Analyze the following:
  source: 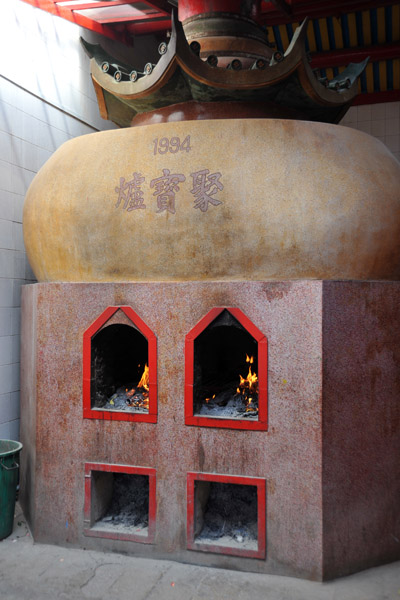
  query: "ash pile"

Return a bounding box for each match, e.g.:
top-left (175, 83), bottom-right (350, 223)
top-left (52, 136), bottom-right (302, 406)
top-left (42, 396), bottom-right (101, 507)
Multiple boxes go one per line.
top-left (198, 386), bottom-right (258, 419)
top-left (103, 385), bottom-right (148, 413)
top-left (197, 355), bottom-right (259, 419)
top-left (102, 364), bottom-right (150, 413)
top-left (96, 473), bottom-right (149, 531)
top-left (195, 482), bottom-right (258, 548)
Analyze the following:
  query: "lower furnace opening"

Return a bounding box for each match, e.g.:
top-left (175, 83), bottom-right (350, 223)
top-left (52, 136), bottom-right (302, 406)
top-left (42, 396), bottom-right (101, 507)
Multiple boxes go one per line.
top-left (194, 310), bottom-right (259, 419)
top-left (194, 481), bottom-right (258, 551)
top-left (89, 471), bottom-right (149, 537)
top-left (91, 323), bottom-right (149, 413)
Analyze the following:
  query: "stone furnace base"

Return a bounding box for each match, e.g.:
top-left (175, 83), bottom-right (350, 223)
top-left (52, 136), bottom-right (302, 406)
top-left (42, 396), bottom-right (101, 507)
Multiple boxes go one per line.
top-left (20, 281), bottom-right (400, 581)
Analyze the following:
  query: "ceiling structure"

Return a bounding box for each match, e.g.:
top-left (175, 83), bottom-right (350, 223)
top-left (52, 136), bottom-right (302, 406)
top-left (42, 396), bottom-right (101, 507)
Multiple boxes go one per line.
top-left (20, 0), bottom-right (400, 105)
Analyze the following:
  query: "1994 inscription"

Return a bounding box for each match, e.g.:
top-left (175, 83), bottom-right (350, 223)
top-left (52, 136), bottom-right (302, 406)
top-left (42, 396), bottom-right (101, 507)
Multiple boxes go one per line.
top-left (153, 135), bottom-right (192, 155)
top-left (114, 134), bottom-right (223, 214)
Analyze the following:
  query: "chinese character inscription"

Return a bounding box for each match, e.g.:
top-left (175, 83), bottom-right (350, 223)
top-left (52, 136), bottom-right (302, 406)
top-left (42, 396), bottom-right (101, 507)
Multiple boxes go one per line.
top-left (150, 169), bottom-right (186, 214)
top-left (115, 172), bottom-right (146, 211)
top-left (190, 169), bottom-right (224, 212)
top-left (114, 137), bottom-right (224, 215)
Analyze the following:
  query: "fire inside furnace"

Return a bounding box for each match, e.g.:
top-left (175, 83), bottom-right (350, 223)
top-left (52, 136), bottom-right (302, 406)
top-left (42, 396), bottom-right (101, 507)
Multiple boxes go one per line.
top-left (193, 310), bottom-right (259, 419)
top-left (202, 354), bottom-right (258, 417)
top-left (91, 323), bottom-right (149, 413)
top-left (104, 363), bottom-right (149, 411)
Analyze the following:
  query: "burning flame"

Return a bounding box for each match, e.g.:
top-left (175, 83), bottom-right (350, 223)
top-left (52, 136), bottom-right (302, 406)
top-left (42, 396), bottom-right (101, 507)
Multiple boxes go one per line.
top-left (137, 363), bottom-right (149, 391)
top-left (237, 355), bottom-right (258, 412)
top-left (202, 355), bottom-right (258, 416)
top-left (125, 364), bottom-right (149, 410)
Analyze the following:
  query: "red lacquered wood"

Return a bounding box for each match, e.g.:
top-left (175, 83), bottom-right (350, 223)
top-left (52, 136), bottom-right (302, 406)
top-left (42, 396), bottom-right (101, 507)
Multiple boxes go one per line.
top-left (21, 0), bottom-right (124, 41)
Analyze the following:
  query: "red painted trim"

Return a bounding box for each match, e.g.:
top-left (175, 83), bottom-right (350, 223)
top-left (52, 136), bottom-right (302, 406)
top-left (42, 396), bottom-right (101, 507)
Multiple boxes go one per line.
top-left (20, 0), bottom-right (123, 41)
top-left (228, 307), bottom-right (267, 343)
top-left (184, 307), bottom-right (268, 431)
top-left (84, 462), bottom-right (156, 543)
top-left (84, 409), bottom-right (157, 423)
top-left (124, 19), bottom-right (171, 34)
top-left (184, 385), bottom-right (194, 419)
top-left (188, 307), bottom-right (225, 341)
top-left (92, 12), bottom-right (167, 25)
top-left (82, 306), bottom-right (157, 423)
top-left (120, 306), bottom-right (156, 350)
top-left (310, 43), bottom-right (400, 70)
top-left (68, 0), bottom-right (138, 10)
top-left (185, 414), bottom-right (268, 430)
top-left (257, 338), bottom-right (268, 425)
top-left (187, 471), bottom-right (195, 544)
top-left (184, 341), bottom-right (194, 386)
top-left (352, 90), bottom-right (400, 106)
top-left (187, 471), bottom-right (266, 559)
top-left (85, 306), bottom-right (118, 338)
top-left (84, 462), bottom-right (92, 526)
top-left (260, 0), bottom-right (398, 25)
top-left (257, 476), bottom-right (267, 559)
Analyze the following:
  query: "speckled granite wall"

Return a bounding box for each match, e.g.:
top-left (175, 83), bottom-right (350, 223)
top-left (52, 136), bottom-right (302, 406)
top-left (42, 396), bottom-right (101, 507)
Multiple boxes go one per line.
top-left (322, 282), bottom-right (400, 579)
top-left (19, 281), bottom-right (400, 580)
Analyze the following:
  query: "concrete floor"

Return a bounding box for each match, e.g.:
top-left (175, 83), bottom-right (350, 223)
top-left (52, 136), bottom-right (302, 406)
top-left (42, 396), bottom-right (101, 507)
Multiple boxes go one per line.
top-left (1, 504), bottom-right (399, 600)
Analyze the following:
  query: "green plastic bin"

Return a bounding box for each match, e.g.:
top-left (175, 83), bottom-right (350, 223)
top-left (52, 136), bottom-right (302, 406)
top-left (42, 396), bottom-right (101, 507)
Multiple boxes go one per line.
top-left (0, 440), bottom-right (23, 540)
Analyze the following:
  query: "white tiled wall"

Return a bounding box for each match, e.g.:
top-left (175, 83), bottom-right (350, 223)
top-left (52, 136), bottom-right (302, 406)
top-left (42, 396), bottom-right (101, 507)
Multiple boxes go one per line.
top-left (0, 0), bottom-right (119, 440)
top-left (0, 2), bottom-right (399, 441)
top-left (1, 1), bottom-right (119, 131)
top-left (340, 101), bottom-right (400, 162)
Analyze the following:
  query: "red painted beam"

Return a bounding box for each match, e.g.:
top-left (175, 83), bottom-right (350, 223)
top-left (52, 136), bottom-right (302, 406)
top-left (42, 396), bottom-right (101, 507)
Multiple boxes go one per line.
top-left (311, 43), bottom-right (400, 69)
top-left (67, 0), bottom-right (138, 10)
top-left (92, 12), bottom-right (167, 25)
top-left (125, 19), bottom-right (171, 34)
top-left (20, 0), bottom-right (125, 41)
top-left (260, 0), bottom-right (398, 25)
top-left (353, 90), bottom-right (400, 105)
top-left (20, 0), bottom-right (59, 12)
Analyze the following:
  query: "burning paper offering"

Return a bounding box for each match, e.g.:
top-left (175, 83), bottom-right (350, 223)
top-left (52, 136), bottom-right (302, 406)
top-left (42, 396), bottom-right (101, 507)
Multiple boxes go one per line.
top-left (198, 355), bottom-right (259, 419)
top-left (104, 364), bottom-right (149, 412)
